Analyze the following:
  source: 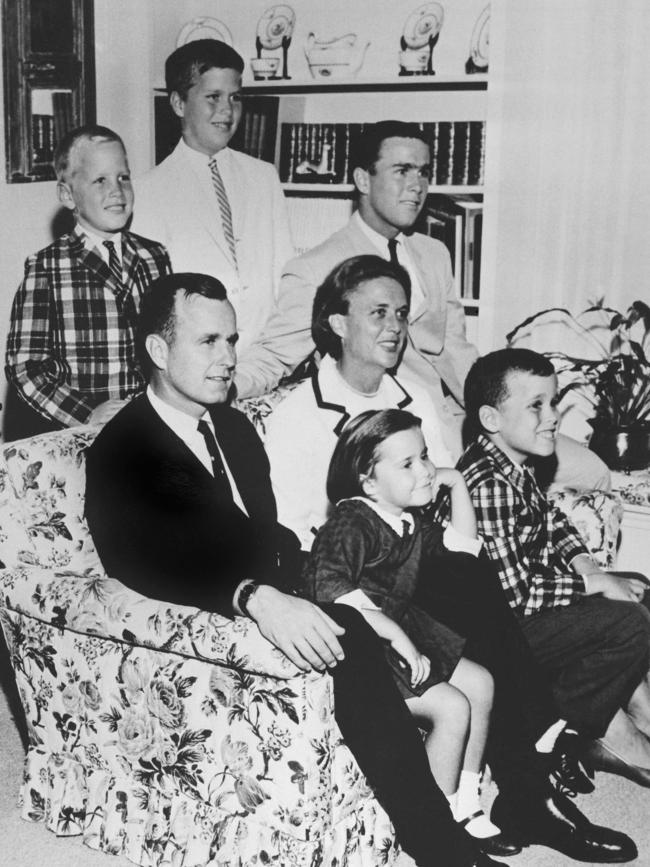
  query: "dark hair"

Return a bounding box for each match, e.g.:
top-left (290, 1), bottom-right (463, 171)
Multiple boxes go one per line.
top-left (312, 254), bottom-right (411, 359)
top-left (165, 39), bottom-right (244, 98)
top-left (464, 348), bottom-right (556, 441)
top-left (327, 409), bottom-right (422, 505)
top-left (356, 120), bottom-right (429, 174)
top-left (54, 124), bottom-right (125, 181)
top-left (138, 273), bottom-right (228, 363)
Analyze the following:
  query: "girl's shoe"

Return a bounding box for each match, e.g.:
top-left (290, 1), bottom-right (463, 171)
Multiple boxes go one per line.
top-left (460, 811), bottom-right (523, 857)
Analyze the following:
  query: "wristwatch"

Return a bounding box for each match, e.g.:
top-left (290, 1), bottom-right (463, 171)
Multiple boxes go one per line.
top-left (238, 581), bottom-right (260, 618)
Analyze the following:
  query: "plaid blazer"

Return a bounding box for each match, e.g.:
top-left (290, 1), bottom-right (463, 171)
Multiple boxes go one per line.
top-left (435, 434), bottom-right (588, 616)
top-left (6, 226), bottom-right (171, 427)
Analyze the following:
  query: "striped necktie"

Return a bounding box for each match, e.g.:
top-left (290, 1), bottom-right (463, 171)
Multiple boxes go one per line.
top-left (103, 239), bottom-right (137, 325)
top-left (209, 156), bottom-right (238, 269)
top-left (103, 239), bottom-right (123, 286)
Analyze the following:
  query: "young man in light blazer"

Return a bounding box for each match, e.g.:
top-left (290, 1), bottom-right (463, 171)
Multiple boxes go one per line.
top-left (131, 39), bottom-right (294, 363)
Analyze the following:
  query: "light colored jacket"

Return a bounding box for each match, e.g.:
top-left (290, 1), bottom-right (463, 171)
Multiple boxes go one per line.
top-left (132, 142), bottom-right (294, 354)
top-left (265, 355), bottom-right (453, 550)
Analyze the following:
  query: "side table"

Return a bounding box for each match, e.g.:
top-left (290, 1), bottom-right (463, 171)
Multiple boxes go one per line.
top-left (611, 469), bottom-right (650, 571)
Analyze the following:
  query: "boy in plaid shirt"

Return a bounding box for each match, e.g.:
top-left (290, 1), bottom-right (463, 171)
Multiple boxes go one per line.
top-left (5, 124), bottom-right (171, 439)
top-left (436, 347), bottom-right (650, 784)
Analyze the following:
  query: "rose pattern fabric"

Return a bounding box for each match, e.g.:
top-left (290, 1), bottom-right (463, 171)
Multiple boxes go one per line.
top-left (0, 406), bottom-right (399, 867)
top-left (546, 486), bottom-right (623, 568)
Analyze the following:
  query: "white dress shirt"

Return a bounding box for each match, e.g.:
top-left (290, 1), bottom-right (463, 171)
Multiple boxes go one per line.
top-left (353, 211), bottom-right (426, 312)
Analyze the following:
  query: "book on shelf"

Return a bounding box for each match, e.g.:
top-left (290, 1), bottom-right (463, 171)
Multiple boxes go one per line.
top-left (279, 120), bottom-right (485, 187)
top-left (230, 95), bottom-right (278, 164)
top-left (425, 193), bottom-right (483, 300)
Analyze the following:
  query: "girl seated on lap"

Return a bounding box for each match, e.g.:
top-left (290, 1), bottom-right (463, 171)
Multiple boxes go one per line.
top-left (303, 408), bottom-right (501, 847)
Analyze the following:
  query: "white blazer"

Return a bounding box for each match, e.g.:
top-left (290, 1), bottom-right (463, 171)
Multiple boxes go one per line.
top-left (132, 142), bottom-right (294, 354)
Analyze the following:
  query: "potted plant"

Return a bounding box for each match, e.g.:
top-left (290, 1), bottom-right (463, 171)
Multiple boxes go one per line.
top-left (507, 300), bottom-right (650, 471)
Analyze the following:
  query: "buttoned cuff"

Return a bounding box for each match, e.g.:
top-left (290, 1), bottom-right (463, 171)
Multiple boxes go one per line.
top-left (443, 525), bottom-right (483, 557)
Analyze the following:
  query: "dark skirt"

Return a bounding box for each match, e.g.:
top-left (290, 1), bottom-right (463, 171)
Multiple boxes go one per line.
top-left (384, 603), bottom-right (466, 699)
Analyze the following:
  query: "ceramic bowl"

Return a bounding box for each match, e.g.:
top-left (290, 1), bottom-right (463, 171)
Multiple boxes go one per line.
top-left (250, 57), bottom-right (280, 80)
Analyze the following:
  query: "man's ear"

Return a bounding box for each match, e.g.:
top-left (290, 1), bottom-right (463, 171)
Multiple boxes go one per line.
top-left (57, 180), bottom-right (75, 212)
top-left (145, 333), bottom-right (169, 372)
top-left (479, 404), bottom-right (500, 434)
top-left (170, 91), bottom-right (185, 120)
top-left (353, 166), bottom-right (370, 196)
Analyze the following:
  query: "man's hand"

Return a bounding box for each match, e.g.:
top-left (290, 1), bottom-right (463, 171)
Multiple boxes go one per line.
top-left (88, 399), bottom-right (129, 426)
top-left (246, 585), bottom-right (346, 672)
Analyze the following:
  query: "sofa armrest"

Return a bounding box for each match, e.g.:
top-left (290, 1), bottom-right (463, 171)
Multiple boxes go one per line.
top-left (546, 486), bottom-right (624, 569)
top-left (0, 564), bottom-right (311, 680)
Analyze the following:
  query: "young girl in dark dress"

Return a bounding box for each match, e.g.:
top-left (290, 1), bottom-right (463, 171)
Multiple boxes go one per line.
top-left (304, 408), bottom-right (502, 846)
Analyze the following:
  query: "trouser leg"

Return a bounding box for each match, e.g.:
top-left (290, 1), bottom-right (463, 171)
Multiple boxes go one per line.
top-left (520, 597), bottom-right (650, 738)
top-left (415, 552), bottom-right (553, 802)
top-left (321, 603), bottom-right (476, 867)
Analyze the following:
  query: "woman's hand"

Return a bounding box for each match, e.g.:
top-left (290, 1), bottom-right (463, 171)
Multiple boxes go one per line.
top-left (391, 632), bottom-right (431, 687)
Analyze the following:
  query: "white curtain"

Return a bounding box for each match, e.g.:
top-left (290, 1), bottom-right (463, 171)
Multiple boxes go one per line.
top-left (480, 0), bottom-right (650, 351)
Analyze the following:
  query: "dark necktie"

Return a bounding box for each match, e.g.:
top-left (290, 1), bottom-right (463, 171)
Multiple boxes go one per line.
top-left (209, 156), bottom-right (238, 270)
top-left (197, 419), bottom-right (233, 501)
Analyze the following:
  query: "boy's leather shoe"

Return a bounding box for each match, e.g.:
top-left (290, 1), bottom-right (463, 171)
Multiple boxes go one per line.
top-left (550, 730), bottom-right (595, 795)
top-left (491, 789), bottom-right (637, 862)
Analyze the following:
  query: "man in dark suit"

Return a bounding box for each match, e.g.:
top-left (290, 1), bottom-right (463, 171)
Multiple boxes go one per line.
top-left (85, 272), bottom-right (634, 867)
top-left (5, 124), bottom-right (171, 441)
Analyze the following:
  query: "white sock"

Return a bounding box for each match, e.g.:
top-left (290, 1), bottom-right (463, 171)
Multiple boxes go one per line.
top-left (456, 770), bottom-right (501, 838)
top-left (536, 719), bottom-right (568, 753)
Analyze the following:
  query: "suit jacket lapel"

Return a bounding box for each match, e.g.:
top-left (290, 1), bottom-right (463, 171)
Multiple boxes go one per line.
top-left (400, 235), bottom-right (430, 322)
top-left (69, 230), bottom-right (119, 293)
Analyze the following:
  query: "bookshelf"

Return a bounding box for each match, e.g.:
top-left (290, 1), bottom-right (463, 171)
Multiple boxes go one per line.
top-left (2, 0), bottom-right (95, 183)
top-left (252, 76), bottom-right (487, 325)
top-left (153, 73), bottom-right (487, 333)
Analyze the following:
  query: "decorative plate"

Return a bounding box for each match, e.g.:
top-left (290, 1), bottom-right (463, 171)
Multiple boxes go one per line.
top-left (469, 5), bottom-right (490, 69)
top-left (176, 17), bottom-right (233, 48)
top-left (402, 3), bottom-right (445, 50)
top-left (256, 4), bottom-right (296, 51)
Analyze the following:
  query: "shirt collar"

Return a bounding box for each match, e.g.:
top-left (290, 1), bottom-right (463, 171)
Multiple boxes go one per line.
top-left (348, 496), bottom-right (415, 536)
top-left (146, 385), bottom-right (212, 439)
top-left (477, 433), bottom-right (532, 484)
top-left (75, 223), bottom-right (123, 260)
top-left (179, 136), bottom-right (230, 170)
top-left (353, 211), bottom-right (404, 256)
top-left (317, 354), bottom-right (413, 412)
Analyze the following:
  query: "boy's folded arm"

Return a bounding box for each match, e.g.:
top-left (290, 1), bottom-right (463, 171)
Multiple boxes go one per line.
top-left (549, 503), bottom-right (591, 564)
top-left (9, 357), bottom-right (97, 426)
top-left (7, 265), bottom-right (96, 427)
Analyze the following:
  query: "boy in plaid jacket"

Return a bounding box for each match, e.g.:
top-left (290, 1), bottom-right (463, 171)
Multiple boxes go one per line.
top-left (5, 124), bottom-right (171, 439)
top-left (436, 347), bottom-right (650, 786)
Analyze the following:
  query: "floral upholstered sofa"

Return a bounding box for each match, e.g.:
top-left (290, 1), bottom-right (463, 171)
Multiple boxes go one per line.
top-left (0, 392), bottom-right (623, 867)
top-left (0, 395), bottom-right (400, 867)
